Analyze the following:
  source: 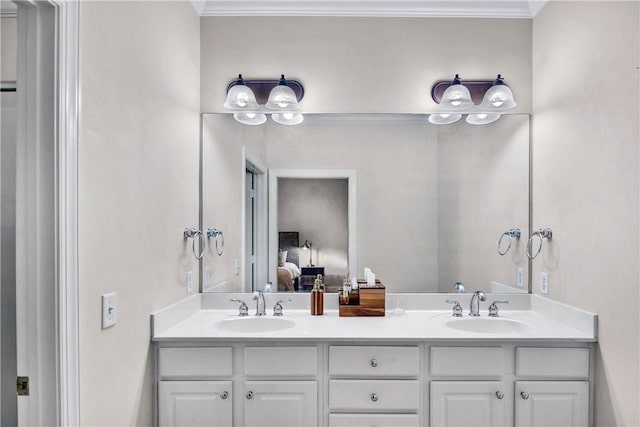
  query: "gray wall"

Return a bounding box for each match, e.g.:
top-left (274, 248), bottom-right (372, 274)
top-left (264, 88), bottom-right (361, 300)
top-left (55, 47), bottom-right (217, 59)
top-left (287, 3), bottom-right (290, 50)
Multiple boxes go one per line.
top-left (532, 2), bottom-right (639, 425)
top-left (278, 178), bottom-right (349, 275)
top-left (78, 2), bottom-right (200, 425)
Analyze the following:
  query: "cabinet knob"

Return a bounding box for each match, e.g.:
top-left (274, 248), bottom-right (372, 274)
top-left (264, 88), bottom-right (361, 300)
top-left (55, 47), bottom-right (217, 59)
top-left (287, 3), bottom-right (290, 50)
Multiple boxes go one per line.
top-left (495, 391), bottom-right (504, 400)
top-left (521, 391), bottom-right (530, 400)
top-left (370, 393), bottom-right (378, 402)
top-left (246, 391), bottom-right (254, 400)
top-left (370, 358), bottom-right (378, 368)
top-left (220, 391), bottom-right (229, 400)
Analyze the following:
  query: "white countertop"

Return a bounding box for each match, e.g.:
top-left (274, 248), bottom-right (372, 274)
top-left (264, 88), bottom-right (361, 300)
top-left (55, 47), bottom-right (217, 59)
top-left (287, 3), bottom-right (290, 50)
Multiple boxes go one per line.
top-left (151, 294), bottom-right (597, 343)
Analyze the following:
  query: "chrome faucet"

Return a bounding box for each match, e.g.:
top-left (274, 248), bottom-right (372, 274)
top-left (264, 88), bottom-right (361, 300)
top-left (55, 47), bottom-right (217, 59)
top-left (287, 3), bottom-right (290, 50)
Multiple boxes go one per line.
top-left (454, 282), bottom-right (466, 293)
top-left (469, 290), bottom-right (486, 316)
top-left (253, 291), bottom-right (266, 316)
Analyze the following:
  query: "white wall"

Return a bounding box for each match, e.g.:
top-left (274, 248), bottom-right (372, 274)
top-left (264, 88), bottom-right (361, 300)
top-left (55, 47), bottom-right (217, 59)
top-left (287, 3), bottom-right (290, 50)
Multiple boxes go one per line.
top-left (200, 17), bottom-right (532, 114)
top-left (532, 1), bottom-right (639, 425)
top-left (278, 178), bottom-right (349, 276)
top-left (78, 2), bottom-right (200, 425)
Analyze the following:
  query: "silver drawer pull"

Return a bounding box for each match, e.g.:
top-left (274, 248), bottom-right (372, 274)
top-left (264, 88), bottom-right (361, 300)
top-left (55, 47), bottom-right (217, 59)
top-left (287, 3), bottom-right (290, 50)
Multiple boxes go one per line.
top-left (521, 391), bottom-right (530, 400)
top-left (246, 391), bottom-right (254, 400)
top-left (370, 393), bottom-right (378, 402)
top-left (220, 391), bottom-right (229, 400)
top-left (370, 358), bottom-right (378, 368)
top-left (495, 391), bottom-right (504, 400)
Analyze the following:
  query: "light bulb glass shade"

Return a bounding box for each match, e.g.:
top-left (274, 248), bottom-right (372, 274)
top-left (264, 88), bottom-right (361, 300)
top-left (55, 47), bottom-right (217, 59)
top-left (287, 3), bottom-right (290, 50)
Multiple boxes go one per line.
top-left (479, 85), bottom-right (516, 110)
top-left (224, 84), bottom-right (259, 110)
top-left (466, 112), bottom-right (501, 125)
top-left (265, 85), bottom-right (300, 111)
top-left (439, 84), bottom-right (474, 109)
top-left (428, 113), bottom-right (462, 125)
top-left (233, 112), bottom-right (267, 125)
top-left (272, 112), bottom-right (304, 126)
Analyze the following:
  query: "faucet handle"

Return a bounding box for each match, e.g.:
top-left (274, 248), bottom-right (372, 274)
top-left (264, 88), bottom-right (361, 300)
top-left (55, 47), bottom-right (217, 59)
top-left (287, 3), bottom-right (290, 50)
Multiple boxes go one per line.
top-left (273, 299), bottom-right (292, 316)
top-left (445, 299), bottom-right (463, 317)
top-left (488, 300), bottom-right (509, 317)
top-left (230, 299), bottom-right (249, 316)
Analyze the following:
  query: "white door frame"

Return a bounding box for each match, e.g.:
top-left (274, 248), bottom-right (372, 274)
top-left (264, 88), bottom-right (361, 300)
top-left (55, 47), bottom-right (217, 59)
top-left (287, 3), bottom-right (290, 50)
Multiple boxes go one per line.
top-left (243, 147), bottom-right (268, 292)
top-left (268, 169), bottom-right (357, 286)
top-left (14, 0), bottom-right (79, 425)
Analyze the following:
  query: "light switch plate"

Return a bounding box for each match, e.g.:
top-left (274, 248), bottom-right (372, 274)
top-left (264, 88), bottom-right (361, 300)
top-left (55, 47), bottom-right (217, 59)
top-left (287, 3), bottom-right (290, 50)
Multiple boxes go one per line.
top-left (186, 271), bottom-right (193, 293)
top-left (101, 293), bottom-right (117, 329)
top-left (517, 267), bottom-right (524, 288)
top-left (540, 272), bottom-right (549, 295)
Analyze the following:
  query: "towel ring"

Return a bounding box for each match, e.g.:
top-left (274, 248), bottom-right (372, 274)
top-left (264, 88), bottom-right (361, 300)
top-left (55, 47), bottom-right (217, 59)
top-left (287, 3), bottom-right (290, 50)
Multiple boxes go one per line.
top-left (498, 228), bottom-right (521, 256)
top-left (526, 228), bottom-right (553, 259)
top-left (184, 228), bottom-right (206, 260)
top-left (207, 228), bottom-right (224, 256)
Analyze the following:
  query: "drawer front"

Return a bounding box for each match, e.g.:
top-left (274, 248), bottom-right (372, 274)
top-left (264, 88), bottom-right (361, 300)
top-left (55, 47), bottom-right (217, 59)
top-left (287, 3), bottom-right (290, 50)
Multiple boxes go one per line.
top-left (430, 347), bottom-right (503, 378)
top-left (159, 347), bottom-right (232, 379)
top-left (517, 347), bottom-right (590, 379)
top-left (244, 346), bottom-right (317, 377)
top-left (329, 346), bottom-right (419, 377)
top-left (329, 413), bottom-right (419, 426)
top-left (329, 380), bottom-right (419, 411)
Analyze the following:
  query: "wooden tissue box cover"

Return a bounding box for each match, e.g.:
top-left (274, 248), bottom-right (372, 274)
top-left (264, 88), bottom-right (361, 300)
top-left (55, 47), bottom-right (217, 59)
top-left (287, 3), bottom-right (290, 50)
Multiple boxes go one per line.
top-left (338, 283), bottom-right (385, 317)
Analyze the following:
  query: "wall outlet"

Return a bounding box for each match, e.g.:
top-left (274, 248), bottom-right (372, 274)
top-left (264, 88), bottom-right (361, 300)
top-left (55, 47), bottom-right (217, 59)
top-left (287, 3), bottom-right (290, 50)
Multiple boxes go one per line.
top-left (186, 271), bottom-right (194, 293)
top-left (517, 267), bottom-right (524, 288)
top-left (234, 259), bottom-right (240, 275)
top-left (540, 272), bottom-right (549, 295)
top-left (101, 293), bottom-right (117, 329)
top-left (204, 266), bottom-right (210, 288)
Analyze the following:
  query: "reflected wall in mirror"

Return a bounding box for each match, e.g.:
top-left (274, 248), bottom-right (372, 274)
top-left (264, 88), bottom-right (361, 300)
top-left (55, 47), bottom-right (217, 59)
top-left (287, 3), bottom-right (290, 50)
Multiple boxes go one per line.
top-left (201, 113), bottom-right (530, 294)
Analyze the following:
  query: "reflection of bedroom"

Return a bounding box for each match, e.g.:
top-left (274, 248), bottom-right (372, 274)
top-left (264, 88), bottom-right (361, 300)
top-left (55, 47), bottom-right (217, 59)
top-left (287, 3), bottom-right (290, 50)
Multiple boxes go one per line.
top-left (277, 178), bottom-right (348, 292)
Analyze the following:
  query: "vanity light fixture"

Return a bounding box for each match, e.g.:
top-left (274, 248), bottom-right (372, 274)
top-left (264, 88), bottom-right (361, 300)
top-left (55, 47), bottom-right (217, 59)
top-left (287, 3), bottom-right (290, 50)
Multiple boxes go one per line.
top-left (429, 74), bottom-right (516, 125)
top-left (223, 74), bottom-right (305, 126)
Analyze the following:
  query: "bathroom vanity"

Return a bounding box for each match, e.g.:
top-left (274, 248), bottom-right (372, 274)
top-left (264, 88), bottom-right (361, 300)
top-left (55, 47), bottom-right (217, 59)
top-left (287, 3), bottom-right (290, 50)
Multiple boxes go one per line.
top-left (152, 293), bottom-right (596, 427)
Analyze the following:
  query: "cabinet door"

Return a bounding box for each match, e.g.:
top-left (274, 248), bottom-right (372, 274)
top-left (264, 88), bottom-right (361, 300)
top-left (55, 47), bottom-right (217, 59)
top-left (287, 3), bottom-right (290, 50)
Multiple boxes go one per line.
top-left (430, 381), bottom-right (507, 427)
top-left (158, 381), bottom-right (232, 427)
top-left (516, 381), bottom-right (589, 427)
top-left (243, 381), bottom-right (317, 427)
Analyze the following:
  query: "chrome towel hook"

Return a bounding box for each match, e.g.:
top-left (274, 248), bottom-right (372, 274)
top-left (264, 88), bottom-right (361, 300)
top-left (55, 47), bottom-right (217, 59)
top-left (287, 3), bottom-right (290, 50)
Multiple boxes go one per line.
top-left (526, 228), bottom-right (553, 259)
top-left (498, 228), bottom-right (521, 256)
top-left (207, 228), bottom-right (224, 256)
top-left (184, 228), bottom-right (205, 260)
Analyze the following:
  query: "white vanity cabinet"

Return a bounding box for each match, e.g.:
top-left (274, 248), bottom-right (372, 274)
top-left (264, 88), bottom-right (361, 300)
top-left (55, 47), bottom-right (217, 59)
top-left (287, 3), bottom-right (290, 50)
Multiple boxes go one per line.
top-left (156, 345), bottom-right (319, 427)
top-left (327, 346), bottom-right (421, 427)
top-left (429, 346), bottom-right (591, 427)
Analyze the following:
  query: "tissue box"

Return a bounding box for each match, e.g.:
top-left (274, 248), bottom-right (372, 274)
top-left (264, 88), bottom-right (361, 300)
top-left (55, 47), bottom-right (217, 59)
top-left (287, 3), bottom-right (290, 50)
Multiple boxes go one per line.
top-left (338, 282), bottom-right (385, 317)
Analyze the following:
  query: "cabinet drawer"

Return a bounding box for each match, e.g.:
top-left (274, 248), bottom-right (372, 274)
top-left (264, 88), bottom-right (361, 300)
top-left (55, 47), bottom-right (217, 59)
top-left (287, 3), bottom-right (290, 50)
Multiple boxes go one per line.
top-left (517, 347), bottom-right (590, 379)
top-left (158, 347), bottom-right (232, 379)
top-left (329, 346), bottom-right (419, 377)
top-left (244, 346), bottom-right (317, 377)
top-left (329, 380), bottom-right (419, 411)
top-left (329, 413), bottom-right (419, 426)
top-left (430, 347), bottom-right (503, 378)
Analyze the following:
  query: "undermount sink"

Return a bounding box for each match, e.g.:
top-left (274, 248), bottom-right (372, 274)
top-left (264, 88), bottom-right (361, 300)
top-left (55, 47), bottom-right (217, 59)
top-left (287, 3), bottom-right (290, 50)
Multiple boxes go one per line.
top-left (445, 317), bottom-right (530, 334)
top-left (215, 316), bottom-right (296, 333)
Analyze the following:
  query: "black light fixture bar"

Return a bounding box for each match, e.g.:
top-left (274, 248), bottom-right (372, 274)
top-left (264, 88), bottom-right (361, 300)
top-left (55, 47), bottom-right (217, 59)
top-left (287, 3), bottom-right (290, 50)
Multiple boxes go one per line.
top-left (226, 78), bottom-right (304, 105)
top-left (431, 80), bottom-right (497, 105)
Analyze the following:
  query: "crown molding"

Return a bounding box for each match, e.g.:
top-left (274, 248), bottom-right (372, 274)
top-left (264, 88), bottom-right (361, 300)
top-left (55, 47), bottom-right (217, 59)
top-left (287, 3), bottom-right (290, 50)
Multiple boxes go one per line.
top-left (192, 0), bottom-right (547, 18)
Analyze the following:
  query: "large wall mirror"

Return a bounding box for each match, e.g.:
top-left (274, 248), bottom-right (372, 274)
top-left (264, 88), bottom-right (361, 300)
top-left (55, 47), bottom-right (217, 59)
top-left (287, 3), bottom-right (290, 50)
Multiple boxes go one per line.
top-left (201, 113), bottom-right (530, 294)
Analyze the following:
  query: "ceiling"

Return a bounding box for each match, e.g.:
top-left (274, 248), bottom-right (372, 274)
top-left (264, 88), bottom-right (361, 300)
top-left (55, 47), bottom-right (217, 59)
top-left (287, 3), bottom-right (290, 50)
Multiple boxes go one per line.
top-left (191, 0), bottom-right (547, 18)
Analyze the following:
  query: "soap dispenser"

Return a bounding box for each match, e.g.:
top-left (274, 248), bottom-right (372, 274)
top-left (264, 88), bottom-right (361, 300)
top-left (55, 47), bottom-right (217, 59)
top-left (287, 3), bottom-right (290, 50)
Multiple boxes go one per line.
top-left (310, 274), bottom-right (324, 315)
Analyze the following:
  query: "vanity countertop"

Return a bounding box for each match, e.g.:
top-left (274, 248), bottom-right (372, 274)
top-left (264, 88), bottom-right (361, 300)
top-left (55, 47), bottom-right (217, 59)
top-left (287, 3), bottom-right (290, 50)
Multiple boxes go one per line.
top-left (151, 294), bottom-right (597, 343)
